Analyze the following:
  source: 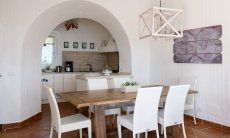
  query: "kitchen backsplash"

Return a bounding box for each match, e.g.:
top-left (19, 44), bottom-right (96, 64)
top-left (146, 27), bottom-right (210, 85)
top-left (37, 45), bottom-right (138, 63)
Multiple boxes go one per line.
top-left (62, 51), bottom-right (119, 72)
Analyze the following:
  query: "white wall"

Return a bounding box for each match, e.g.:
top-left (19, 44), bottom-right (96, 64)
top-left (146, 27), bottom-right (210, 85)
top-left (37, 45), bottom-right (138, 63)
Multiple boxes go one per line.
top-left (0, 0), bottom-right (151, 124)
top-left (150, 0), bottom-right (230, 126)
top-left (52, 18), bottom-right (112, 66)
top-left (55, 18), bottom-right (111, 52)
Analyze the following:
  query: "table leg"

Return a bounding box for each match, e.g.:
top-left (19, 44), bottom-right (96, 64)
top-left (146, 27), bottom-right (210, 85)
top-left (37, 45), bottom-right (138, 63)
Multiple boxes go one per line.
top-left (94, 105), bottom-right (107, 138)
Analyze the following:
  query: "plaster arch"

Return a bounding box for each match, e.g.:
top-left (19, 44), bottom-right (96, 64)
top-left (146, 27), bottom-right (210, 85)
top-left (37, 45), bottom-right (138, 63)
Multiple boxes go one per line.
top-left (20, 0), bottom-right (132, 120)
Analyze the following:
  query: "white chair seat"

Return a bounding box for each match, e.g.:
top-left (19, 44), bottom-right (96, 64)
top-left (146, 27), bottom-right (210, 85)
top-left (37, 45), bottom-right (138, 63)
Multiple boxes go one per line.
top-left (122, 103), bottom-right (134, 114)
top-left (117, 114), bottom-right (134, 131)
top-left (61, 114), bottom-right (91, 133)
top-left (105, 106), bottom-right (121, 116)
top-left (158, 109), bottom-right (164, 125)
top-left (89, 105), bottom-right (121, 116)
top-left (184, 103), bottom-right (193, 110)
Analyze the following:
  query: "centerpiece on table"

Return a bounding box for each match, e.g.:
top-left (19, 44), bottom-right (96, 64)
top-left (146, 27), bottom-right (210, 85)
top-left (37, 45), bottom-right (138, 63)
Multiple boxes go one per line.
top-left (120, 81), bottom-right (141, 92)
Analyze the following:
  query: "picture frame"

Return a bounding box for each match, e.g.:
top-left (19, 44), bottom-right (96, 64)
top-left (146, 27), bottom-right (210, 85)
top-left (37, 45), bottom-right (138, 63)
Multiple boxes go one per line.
top-left (64, 42), bottom-right (69, 48)
top-left (90, 43), bottom-right (95, 49)
top-left (73, 42), bottom-right (78, 49)
top-left (82, 42), bottom-right (87, 49)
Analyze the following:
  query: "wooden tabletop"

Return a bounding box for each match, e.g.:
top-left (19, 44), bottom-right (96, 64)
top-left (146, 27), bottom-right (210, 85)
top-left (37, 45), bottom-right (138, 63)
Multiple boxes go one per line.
top-left (57, 86), bottom-right (198, 108)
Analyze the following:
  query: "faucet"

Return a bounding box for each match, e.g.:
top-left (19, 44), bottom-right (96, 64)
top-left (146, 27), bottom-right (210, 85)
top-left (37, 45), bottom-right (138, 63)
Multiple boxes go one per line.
top-left (86, 64), bottom-right (93, 72)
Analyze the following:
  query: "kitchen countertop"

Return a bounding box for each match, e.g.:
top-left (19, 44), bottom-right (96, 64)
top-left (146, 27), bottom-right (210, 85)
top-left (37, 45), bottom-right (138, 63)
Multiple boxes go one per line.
top-left (76, 72), bottom-right (132, 80)
top-left (42, 71), bottom-right (100, 75)
top-left (42, 72), bottom-right (132, 79)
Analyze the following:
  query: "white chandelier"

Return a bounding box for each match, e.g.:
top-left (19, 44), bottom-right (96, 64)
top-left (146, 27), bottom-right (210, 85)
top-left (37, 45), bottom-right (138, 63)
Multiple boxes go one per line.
top-left (139, 0), bottom-right (183, 39)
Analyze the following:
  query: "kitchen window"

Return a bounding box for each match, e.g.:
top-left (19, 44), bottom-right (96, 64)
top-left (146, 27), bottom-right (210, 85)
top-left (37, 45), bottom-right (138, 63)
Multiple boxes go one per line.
top-left (41, 36), bottom-right (55, 69)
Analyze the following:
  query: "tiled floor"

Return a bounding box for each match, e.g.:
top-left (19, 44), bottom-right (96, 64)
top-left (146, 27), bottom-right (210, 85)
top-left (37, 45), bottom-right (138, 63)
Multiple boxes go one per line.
top-left (0, 102), bottom-right (229, 138)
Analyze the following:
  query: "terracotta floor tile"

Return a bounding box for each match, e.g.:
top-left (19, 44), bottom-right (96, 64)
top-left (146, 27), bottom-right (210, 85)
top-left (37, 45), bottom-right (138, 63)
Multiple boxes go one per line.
top-left (0, 102), bottom-right (229, 138)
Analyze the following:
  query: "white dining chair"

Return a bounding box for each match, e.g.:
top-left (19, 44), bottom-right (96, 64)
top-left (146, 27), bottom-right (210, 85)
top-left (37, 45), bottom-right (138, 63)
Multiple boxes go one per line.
top-left (112, 77), bottom-right (135, 115)
top-left (87, 78), bottom-right (121, 119)
top-left (158, 85), bottom-right (190, 138)
top-left (43, 85), bottom-right (92, 138)
top-left (112, 77), bottom-right (132, 88)
top-left (179, 78), bottom-right (197, 124)
top-left (87, 78), bottom-right (109, 90)
top-left (117, 87), bottom-right (163, 138)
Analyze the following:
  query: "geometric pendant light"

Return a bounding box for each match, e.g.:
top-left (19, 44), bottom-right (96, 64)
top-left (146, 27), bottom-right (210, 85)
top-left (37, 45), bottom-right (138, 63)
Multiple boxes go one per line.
top-left (139, 1), bottom-right (183, 39)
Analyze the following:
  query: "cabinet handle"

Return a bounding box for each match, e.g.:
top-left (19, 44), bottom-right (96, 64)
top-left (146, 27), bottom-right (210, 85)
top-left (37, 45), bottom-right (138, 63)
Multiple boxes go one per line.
top-left (41, 79), bottom-right (48, 82)
top-left (0, 75), bottom-right (2, 77)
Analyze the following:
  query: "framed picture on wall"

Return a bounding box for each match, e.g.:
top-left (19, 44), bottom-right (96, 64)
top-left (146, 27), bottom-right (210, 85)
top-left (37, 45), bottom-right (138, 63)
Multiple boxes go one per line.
top-left (73, 42), bottom-right (78, 49)
top-left (64, 42), bottom-right (69, 48)
top-left (82, 42), bottom-right (87, 49)
top-left (90, 43), bottom-right (95, 49)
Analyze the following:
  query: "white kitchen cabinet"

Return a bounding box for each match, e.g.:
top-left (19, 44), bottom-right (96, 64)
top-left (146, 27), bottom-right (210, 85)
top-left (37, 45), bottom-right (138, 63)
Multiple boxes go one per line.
top-left (41, 74), bottom-right (53, 100)
top-left (41, 73), bottom-right (78, 102)
top-left (53, 74), bottom-right (64, 98)
top-left (107, 78), bottom-right (114, 89)
top-left (64, 74), bottom-right (77, 92)
top-left (76, 78), bottom-right (88, 91)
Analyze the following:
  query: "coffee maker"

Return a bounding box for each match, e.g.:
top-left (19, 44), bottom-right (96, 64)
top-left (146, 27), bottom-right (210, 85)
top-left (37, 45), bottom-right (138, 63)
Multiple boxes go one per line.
top-left (65, 61), bottom-right (73, 72)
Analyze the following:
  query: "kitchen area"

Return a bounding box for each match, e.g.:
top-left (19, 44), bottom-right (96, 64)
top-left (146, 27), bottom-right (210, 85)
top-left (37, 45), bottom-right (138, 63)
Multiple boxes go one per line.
top-left (41, 18), bottom-right (132, 103)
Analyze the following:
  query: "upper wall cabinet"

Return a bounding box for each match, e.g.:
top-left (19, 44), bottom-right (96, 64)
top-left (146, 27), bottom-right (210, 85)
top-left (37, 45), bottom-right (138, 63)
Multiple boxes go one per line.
top-left (98, 37), bottom-right (118, 53)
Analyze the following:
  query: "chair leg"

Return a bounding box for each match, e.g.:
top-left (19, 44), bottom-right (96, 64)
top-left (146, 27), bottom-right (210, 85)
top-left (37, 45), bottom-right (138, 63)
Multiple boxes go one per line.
top-left (156, 128), bottom-right (160, 138)
top-left (161, 125), bottom-right (164, 135)
top-left (133, 133), bottom-right (136, 138)
top-left (79, 129), bottom-right (82, 138)
top-left (163, 127), bottom-right (167, 138)
top-left (182, 123), bottom-right (187, 138)
top-left (193, 109), bottom-right (197, 125)
top-left (117, 121), bottom-right (122, 138)
top-left (145, 132), bottom-right (148, 138)
top-left (49, 127), bottom-right (53, 138)
top-left (137, 133), bottom-right (140, 138)
top-left (58, 131), bottom-right (61, 138)
top-left (88, 126), bottom-right (92, 138)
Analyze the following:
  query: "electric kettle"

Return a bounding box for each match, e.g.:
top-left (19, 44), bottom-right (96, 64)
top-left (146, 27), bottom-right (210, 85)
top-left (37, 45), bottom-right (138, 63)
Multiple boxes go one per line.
top-left (56, 66), bottom-right (63, 72)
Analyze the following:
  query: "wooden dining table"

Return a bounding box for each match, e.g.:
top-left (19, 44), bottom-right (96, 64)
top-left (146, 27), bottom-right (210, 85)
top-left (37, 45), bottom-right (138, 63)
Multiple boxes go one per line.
top-left (57, 85), bottom-right (198, 138)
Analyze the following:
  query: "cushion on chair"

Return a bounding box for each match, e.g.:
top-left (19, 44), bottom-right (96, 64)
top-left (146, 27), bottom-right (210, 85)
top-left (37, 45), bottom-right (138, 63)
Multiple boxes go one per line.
top-left (105, 106), bottom-right (121, 116)
top-left (122, 102), bottom-right (135, 112)
top-left (184, 103), bottom-right (193, 110)
top-left (61, 113), bottom-right (91, 133)
top-left (117, 114), bottom-right (134, 131)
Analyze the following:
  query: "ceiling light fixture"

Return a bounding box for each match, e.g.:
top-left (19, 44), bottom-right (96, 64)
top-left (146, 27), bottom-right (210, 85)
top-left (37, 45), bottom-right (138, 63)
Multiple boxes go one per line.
top-left (139, 0), bottom-right (183, 39)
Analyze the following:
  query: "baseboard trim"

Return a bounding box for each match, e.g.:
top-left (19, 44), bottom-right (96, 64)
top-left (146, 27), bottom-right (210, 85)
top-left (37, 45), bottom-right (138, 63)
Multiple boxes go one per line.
top-left (1, 112), bottom-right (42, 132)
top-left (184, 115), bottom-right (230, 131)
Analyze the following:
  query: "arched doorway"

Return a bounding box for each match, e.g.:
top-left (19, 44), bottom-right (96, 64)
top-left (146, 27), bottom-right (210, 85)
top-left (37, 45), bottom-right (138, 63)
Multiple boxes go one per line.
top-left (20, 0), bottom-right (132, 119)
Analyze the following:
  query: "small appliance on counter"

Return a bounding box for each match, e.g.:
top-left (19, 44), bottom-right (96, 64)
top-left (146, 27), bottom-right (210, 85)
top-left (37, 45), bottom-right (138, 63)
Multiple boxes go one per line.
top-left (102, 65), bottom-right (112, 76)
top-left (65, 61), bottom-right (73, 72)
top-left (55, 66), bottom-right (63, 72)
